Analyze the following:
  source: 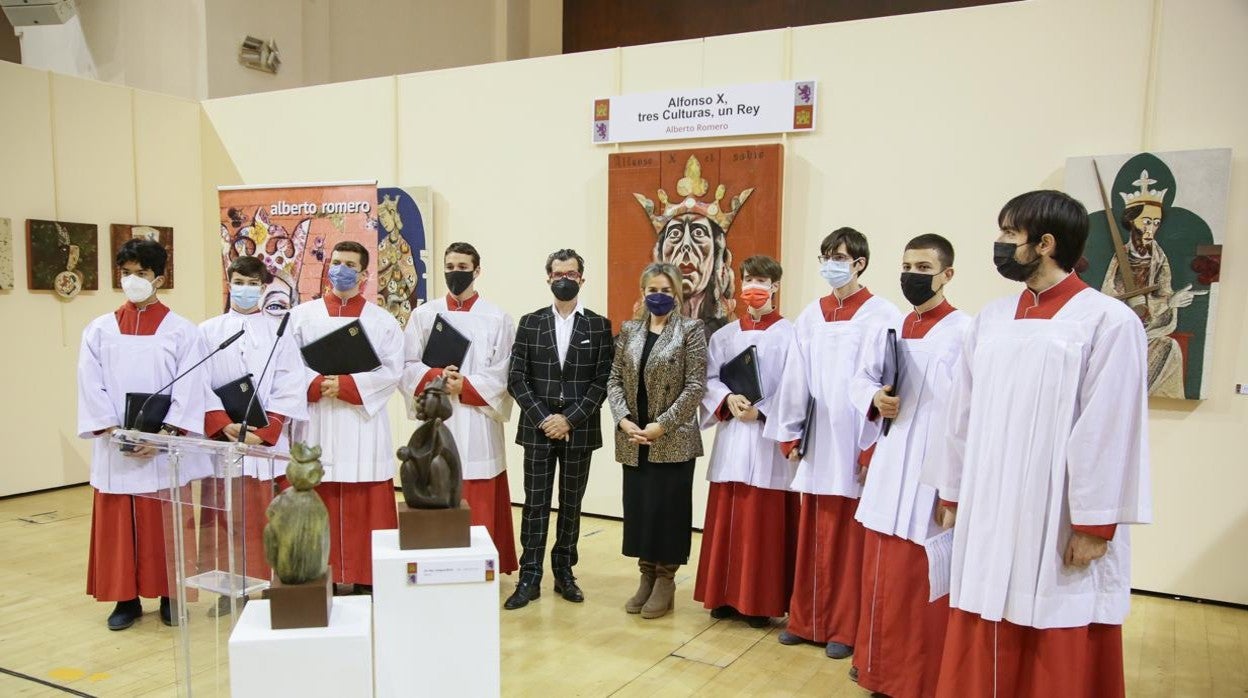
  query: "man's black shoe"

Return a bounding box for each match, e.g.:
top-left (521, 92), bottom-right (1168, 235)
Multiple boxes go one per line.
top-left (107, 598), bottom-right (142, 631)
top-left (159, 596), bottom-right (178, 627)
top-left (553, 575), bottom-right (584, 603)
top-left (504, 583), bottom-right (541, 610)
top-left (710, 605), bottom-right (736, 619)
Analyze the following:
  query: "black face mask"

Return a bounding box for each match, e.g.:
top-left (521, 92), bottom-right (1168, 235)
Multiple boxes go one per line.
top-left (445, 270), bottom-right (474, 296)
top-left (551, 278), bottom-right (580, 302)
top-left (993, 241), bottom-right (1041, 282)
top-left (900, 272), bottom-right (938, 307)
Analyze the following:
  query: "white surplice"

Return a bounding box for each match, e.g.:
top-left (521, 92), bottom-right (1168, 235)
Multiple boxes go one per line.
top-left (77, 310), bottom-right (208, 494)
top-left (699, 317), bottom-right (796, 490)
top-left (200, 309), bottom-right (309, 479)
top-left (288, 299), bottom-right (404, 483)
top-left (400, 297), bottom-right (515, 480)
top-left (764, 293), bottom-right (903, 496)
top-left (851, 309), bottom-right (971, 544)
top-left (921, 286), bottom-right (1151, 629)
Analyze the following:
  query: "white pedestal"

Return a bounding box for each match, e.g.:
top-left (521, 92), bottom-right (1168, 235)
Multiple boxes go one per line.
top-left (229, 595), bottom-right (374, 698)
top-left (372, 525), bottom-right (500, 698)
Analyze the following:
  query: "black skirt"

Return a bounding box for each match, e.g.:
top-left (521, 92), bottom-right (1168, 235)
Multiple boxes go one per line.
top-left (621, 328), bottom-right (695, 564)
top-left (621, 451), bottom-right (695, 565)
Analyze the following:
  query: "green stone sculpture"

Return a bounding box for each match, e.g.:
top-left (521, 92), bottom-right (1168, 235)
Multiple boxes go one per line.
top-left (263, 442), bottom-right (330, 584)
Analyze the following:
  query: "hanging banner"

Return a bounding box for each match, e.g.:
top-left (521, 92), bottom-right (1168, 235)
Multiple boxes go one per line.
top-left (593, 80), bottom-right (816, 144)
top-left (218, 181), bottom-right (378, 315)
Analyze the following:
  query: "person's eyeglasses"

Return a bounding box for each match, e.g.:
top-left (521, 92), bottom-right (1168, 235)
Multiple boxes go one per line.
top-left (816, 254), bottom-right (855, 264)
top-left (550, 271), bottom-right (582, 281)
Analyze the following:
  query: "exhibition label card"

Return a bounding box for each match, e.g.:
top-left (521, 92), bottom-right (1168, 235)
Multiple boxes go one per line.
top-left (405, 559), bottom-right (496, 586)
top-left (593, 80), bottom-right (816, 144)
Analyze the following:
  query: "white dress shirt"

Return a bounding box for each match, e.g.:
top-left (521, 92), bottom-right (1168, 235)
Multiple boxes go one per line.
top-left (552, 302), bottom-right (585, 365)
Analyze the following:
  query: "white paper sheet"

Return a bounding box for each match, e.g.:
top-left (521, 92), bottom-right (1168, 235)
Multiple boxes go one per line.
top-left (924, 528), bottom-right (955, 602)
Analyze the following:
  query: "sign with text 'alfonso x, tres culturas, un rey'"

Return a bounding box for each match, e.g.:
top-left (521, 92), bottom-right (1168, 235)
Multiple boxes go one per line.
top-left (593, 80), bottom-right (816, 144)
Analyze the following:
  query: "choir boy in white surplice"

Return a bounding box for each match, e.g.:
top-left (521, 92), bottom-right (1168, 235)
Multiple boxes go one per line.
top-left (763, 228), bottom-right (902, 659)
top-left (923, 191), bottom-right (1150, 698)
top-left (848, 234), bottom-right (970, 698)
top-left (288, 241), bottom-right (404, 590)
top-left (401, 242), bottom-right (518, 574)
top-left (77, 239), bottom-right (207, 631)
top-left (693, 255), bottom-right (800, 627)
top-left (199, 256), bottom-right (308, 599)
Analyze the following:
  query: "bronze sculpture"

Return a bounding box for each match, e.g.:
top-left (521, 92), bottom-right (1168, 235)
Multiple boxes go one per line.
top-left (397, 376), bottom-right (463, 509)
top-left (263, 442), bottom-right (330, 584)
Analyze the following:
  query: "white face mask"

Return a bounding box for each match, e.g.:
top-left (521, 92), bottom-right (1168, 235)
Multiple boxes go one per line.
top-left (121, 274), bottom-right (154, 304)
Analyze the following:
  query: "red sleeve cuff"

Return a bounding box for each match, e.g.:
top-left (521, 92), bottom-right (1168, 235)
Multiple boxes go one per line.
top-left (252, 412), bottom-right (286, 446)
top-left (715, 397), bottom-right (732, 421)
top-left (337, 375), bottom-right (363, 405)
top-left (1072, 524), bottom-right (1117, 541)
top-left (780, 440), bottom-right (799, 458)
top-left (459, 377), bottom-right (488, 407)
top-left (414, 367), bottom-right (444, 396)
top-left (204, 410), bottom-right (232, 439)
top-left (938, 499), bottom-right (958, 509)
top-left (857, 444), bottom-right (876, 467)
top-left (307, 375), bottom-right (325, 403)
top-left (867, 404), bottom-right (880, 422)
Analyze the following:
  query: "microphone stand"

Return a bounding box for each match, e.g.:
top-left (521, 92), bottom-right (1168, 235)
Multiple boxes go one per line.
top-left (133, 328), bottom-right (246, 435)
top-left (235, 312), bottom-right (291, 446)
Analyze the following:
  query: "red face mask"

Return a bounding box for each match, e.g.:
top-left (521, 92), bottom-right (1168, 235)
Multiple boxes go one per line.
top-left (739, 285), bottom-right (771, 309)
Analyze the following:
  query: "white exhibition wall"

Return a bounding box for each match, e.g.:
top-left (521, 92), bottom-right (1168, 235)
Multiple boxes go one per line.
top-left (1, 0), bottom-right (1244, 604)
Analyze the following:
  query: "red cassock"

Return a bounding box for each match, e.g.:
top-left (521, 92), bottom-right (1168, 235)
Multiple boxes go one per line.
top-left (786, 493), bottom-right (865, 645)
top-left (694, 481), bottom-right (800, 617)
top-left (88, 490), bottom-right (172, 601)
top-left (315, 480), bottom-right (400, 586)
top-left (461, 472), bottom-right (519, 575)
top-left (854, 529), bottom-right (947, 698)
top-left (936, 609), bottom-right (1124, 698)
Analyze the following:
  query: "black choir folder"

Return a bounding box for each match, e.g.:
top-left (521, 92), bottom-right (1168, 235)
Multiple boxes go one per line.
top-left (720, 345), bottom-right (764, 404)
top-left (300, 319), bottom-right (382, 376)
top-left (124, 392), bottom-right (170, 434)
top-left (797, 397), bottom-right (815, 458)
top-left (212, 374), bottom-right (270, 428)
top-left (881, 329), bottom-right (901, 437)
top-left (421, 314), bottom-right (471, 369)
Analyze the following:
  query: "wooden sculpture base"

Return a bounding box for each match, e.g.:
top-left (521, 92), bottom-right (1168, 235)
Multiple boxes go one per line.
top-left (268, 567), bottom-right (333, 629)
top-left (398, 501), bottom-right (471, 550)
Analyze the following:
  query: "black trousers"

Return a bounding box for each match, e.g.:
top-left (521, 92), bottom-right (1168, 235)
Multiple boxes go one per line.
top-left (518, 444), bottom-right (593, 586)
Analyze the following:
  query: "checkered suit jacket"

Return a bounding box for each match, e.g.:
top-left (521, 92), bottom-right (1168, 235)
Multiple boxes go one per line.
top-left (507, 306), bottom-right (614, 451)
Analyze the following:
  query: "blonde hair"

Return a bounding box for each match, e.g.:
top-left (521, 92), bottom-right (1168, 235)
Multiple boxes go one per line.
top-left (634, 262), bottom-right (684, 321)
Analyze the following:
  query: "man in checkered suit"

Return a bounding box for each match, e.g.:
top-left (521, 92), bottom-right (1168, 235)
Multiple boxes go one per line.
top-left (504, 249), bottom-right (614, 610)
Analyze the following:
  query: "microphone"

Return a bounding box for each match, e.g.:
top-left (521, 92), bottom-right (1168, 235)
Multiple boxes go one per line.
top-left (236, 311), bottom-right (291, 444)
top-left (132, 329), bottom-right (246, 435)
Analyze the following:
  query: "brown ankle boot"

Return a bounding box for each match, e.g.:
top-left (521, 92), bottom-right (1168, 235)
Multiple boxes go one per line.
top-left (625, 560), bottom-right (656, 614)
top-left (641, 564), bottom-right (678, 619)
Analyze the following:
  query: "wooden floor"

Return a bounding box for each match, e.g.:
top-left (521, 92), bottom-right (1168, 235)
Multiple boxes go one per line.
top-left (1, 486), bottom-right (1246, 697)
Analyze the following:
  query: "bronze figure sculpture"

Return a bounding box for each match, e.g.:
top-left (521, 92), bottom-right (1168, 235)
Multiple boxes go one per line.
top-left (397, 376), bottom-right (463, 509)
top-left (263, 442), bottom-right (330, 584)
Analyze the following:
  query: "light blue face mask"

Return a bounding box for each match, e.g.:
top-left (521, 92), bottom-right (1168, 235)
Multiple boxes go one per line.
top-left (819, 258), bottom-right (854, 289)
top-left (328, 263), bottom-right (359, 291)
top-left (230, 283), bottom-right (262, 309)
